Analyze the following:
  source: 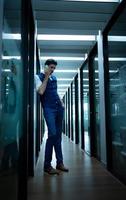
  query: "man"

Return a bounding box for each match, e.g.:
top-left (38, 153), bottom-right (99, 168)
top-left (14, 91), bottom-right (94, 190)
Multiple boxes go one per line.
top-left (35, 59), bottom-right (69, 175)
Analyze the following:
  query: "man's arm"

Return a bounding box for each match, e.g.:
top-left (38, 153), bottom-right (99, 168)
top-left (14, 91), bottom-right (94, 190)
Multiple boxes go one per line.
top-left (35, 68), bottom-right (52, 95)
top-left (37, 76), bottom-right (49, 95)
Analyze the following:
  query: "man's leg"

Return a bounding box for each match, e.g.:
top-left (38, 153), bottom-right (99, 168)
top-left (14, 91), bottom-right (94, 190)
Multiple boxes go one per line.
top-left (54, 108), bottom-right (64, 166)
top-left (54, 107), bottom-right (69, 172)
top-left (43, 108), bottom-right (59, 174)
top-left (43, 108), bottom-right (56, 169)
top-left (44, 137), bottom-right (53, 169)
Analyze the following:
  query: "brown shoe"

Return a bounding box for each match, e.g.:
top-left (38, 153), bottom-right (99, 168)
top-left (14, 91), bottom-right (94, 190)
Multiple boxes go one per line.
top-left (44, 166), bottom-right (59, 175)
top-left (56, 164), bottom-right (69, 172)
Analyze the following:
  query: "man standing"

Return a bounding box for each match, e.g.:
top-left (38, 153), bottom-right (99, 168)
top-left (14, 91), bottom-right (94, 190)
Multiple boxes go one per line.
top-left (35, 59), bottom-right (69, 175)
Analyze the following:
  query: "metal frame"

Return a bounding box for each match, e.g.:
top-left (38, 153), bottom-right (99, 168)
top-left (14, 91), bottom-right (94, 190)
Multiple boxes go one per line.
top-left (97, 31), bottom-right (107, 163)
top-left (28, 4), bottom-right (36, 177)
top-left (68, 88), bottom-right (71, 138)
top-left (80, 67), bottom-right (84, 150)
top-left (70, 82), bottom-right (74, 141)
top-left (75, 74), bottom-right (79, 144)
top-left (18, 0), bottom-right (32, 199)
top-left (80, 48), bottom-right (96, 156)
top-left (78, 68), bottom-right (82, 148)
top-left (36, 42), bottom-right (41, 159)
top-left (0, 0), bottom-right (3, 123)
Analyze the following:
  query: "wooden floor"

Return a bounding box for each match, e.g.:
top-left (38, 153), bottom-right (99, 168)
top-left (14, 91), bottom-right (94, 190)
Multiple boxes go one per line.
top-left (28, 134), bottom-right (126, 200)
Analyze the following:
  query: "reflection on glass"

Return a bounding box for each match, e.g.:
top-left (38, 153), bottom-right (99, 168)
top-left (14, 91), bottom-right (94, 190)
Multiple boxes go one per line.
top-left (0, 0), bottom-right (23, 199)
top-left (94, 58), bottom-right (100, 159)
top-left (107, 5), bottom-right (126, 182)
top-left (83, 64), bottom-right (90, 154)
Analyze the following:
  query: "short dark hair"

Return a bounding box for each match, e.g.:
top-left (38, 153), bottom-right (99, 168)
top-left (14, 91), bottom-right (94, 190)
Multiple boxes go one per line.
top-left (44, 59), bottom-right (57, 66)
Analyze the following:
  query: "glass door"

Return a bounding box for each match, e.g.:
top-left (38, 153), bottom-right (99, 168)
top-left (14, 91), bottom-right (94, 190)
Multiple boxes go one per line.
top-left (93, 54), bottom-right (101, 159)
top-left (105, 1), bottom-right (126, 183)
top-left (82, 63), bottom-right (91, 155)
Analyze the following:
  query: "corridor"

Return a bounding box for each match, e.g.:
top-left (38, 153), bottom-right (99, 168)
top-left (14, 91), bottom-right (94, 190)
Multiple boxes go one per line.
top-left (28, 134), bottom-right (126, 200)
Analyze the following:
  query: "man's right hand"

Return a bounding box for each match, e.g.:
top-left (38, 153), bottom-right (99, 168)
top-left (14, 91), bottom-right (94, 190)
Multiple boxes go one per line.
top-left (44, 67), bottom-right (52, 78)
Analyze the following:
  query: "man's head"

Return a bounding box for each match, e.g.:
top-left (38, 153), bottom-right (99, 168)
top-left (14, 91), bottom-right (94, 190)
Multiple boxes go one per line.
top-left (44, 59), bottom-right (57, 74)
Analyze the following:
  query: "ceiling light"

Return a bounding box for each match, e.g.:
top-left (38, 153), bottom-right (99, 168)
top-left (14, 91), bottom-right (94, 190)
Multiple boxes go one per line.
top-left (2, 69), bottom-right (11, 72)
top-left (41, 56), bottom-right (84, 61)
top-left (37, 34), bottom-right (96, 41)
top-left (65, 0), bottom-right (119, 2)
top-left (109, 57), bottom-right (126, 61)
top-left (2, 56), bottom-right (21, 60)
top-left (3, 33), bottom-right (95, 42)
top-left (108, 36), bottom-right (126, 42)
top-left (4, 33), bottom-right (126, 42)
top-left (95, 57), bottom-right (126, 61)
top-left (3, 33), bottom-right (21, 40)
top-left (58, 84), bottom-right (70, 87)
top-left (83, 78), bottom-right (98, 81)
top-left (57, 78), bottom-right (74, 81)
top-left (83, 69), bottom-right (118, 73)
top-left (55, 70), bottom-right (77, 73)
top-left (58, 89), bottom-right (68, 91)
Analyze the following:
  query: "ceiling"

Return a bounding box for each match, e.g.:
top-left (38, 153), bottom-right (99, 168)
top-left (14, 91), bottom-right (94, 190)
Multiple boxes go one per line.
top-left (31, 0), bottom-right (120, 97)
top-left (3, 0), bottom-right (121, 98)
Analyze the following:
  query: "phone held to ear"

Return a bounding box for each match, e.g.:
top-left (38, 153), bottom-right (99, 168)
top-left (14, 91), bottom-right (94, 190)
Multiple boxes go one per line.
top-left (44, 65), bottom-right (48, 70)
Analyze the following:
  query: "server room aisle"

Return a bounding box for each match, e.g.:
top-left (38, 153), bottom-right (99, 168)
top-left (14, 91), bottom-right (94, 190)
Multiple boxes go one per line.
top-left (28, 134), bottom-right (126, 200)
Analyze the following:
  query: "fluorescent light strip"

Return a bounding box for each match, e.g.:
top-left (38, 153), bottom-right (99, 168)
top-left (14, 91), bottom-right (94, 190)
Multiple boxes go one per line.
top-left (3, 56), bottom-right (125, 62)
top-left (83, 69), bottom-right (118, 73)
top-left (2, 55), bottom-right (84, 61)
top-left (83, 78), bottom-right (98, 81)
top-left (58, 85), bottom-right (70, 87)
top-left (95, 57), bottom-right (126, 61)
top-left (3, 33), bottom-right (21, 40)
top-left (4, 33), bottom-right (126, 42)
top-left (58, 88), bottom-right (68, 90)
top-left (41, 56), bottom-right (84, 61)
top-left (57, 78), bottom-right (74, 81)
top-left (3, 33), bottom-right (95, 41)
top-left (58, 90), bottom-right (67, 92)
top-left (38, 34), bottom-right (96, 41)
top-left (2, 69), bottom-right (11, 72)
top-left (109, 58), bottom-right (126, 61)
top-left (66, 0), bottom-right (119, 2)
top-left (2, 56), bottom-right (21, 60)
top-left (108, 36), bottom-right (126, 42)
top-left (55, 70), bottom-right (77, 73)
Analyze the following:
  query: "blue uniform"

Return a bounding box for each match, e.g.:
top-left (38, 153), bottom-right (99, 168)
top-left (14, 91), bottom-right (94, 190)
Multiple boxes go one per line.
top-left (38, 72), bottom-right (64, 169)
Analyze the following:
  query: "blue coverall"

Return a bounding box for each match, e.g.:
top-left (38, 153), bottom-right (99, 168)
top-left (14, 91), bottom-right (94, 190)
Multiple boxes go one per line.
top-left (38, 73), bottom-right (64, 169)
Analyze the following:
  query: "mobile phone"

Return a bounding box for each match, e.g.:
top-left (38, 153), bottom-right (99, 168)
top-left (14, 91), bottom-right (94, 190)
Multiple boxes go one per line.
top-left (44, 65), bottom-right (49, 70)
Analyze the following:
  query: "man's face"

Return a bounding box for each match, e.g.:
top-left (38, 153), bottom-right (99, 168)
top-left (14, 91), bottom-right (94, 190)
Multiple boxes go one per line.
top-left (48, 64), bottom-right (56, 74)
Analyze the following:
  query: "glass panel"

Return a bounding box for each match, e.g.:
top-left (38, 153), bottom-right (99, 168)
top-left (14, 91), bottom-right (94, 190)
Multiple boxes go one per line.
top-left (75, 75), bottom-right (79, 144)
top-left (72, 80), bottom-right (75, 142)
top-left (93, 56), bottom-right (100, 159)
top-left (65, 93), bottom-right (68, 136)
top-left (68, 88), bottom-right (70, 138)
top-left (83, 64), bottom-right (90, 154)
top-left (0, 0), bottom-right (23, 199)
top-left (70, 84), bottom-right (73, 141)
top-left (107, 5), bottom-right (126, 182)
top-left (78, 70), bottom-right (82, 147)
top-left (69, 86), bottom-right (71, 139)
